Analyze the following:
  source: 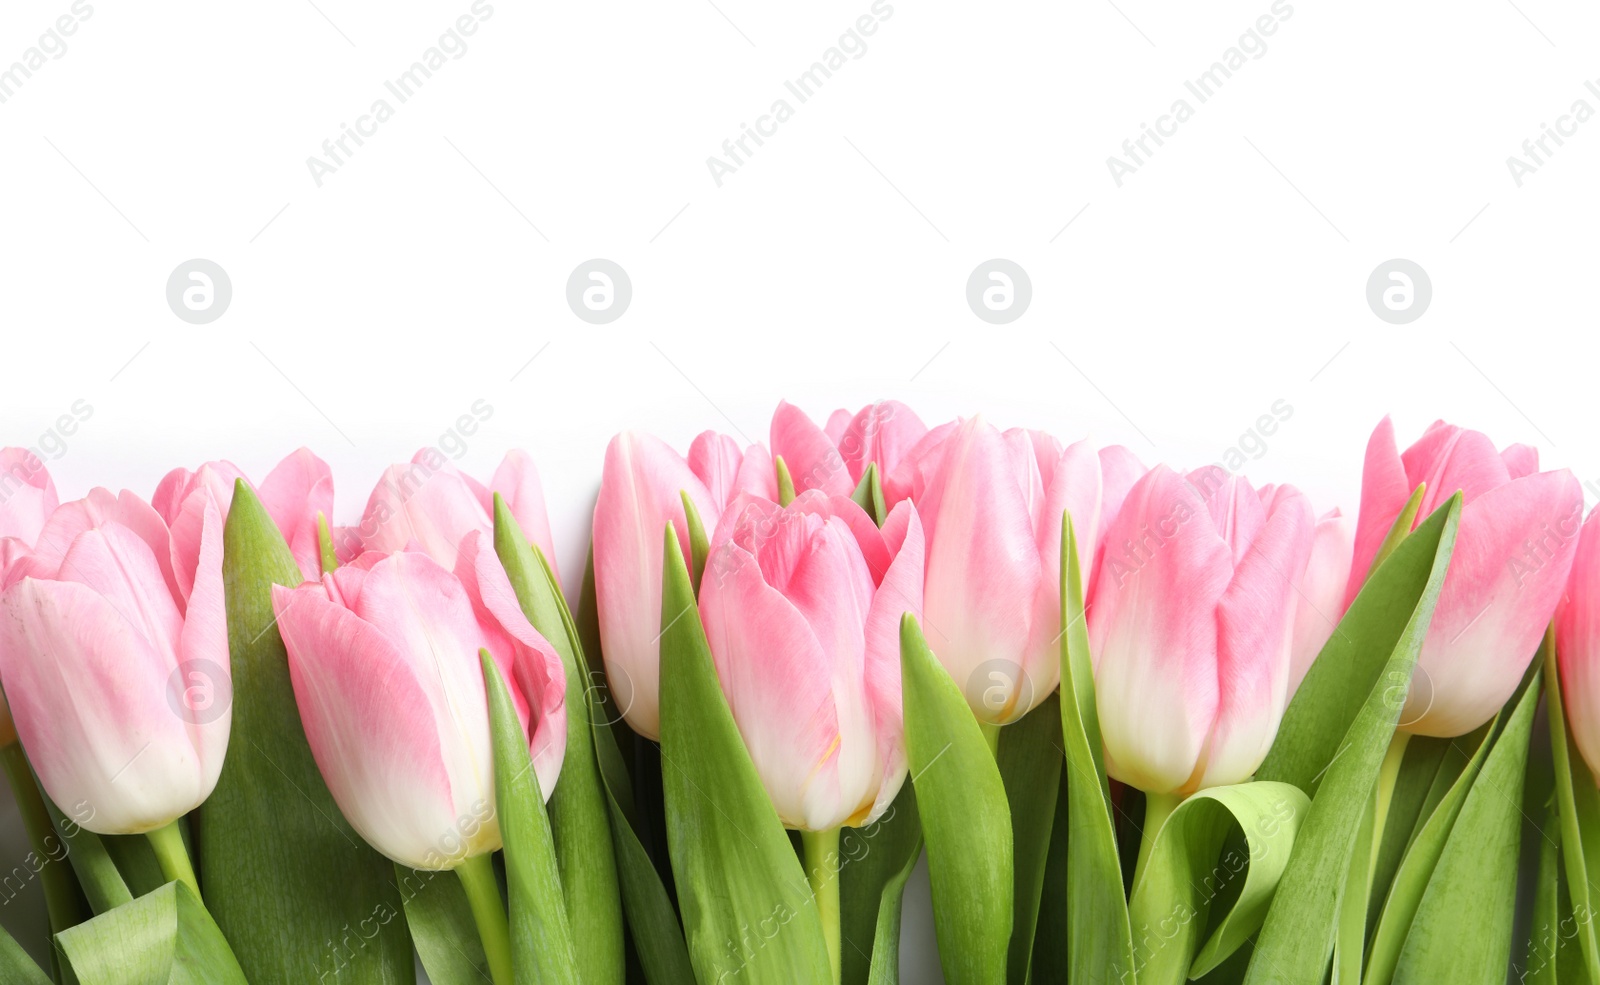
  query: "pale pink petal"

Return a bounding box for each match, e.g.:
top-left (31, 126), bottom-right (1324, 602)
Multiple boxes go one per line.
top-left (1345, 417), bottom-right (1415, 606)
top-left (491, 450), bottom-right (560, 586)
top-left (1288, 509), bottom-right (1354, 695)
top-left (1090, 466), bottom-right (1231, 794)
top-left (259, 448), bottom-right (335, 581)
top-left (1197, 484), bottom-right (1313, 789)
top-left (1408, 470), bottom-right (1584, 736)
top-left (0, 448), bottom-right (58, 545)
top-left (771, 401), bottom-right (853, 498)
top-left (1558, 507), bottom-right (1600, 784)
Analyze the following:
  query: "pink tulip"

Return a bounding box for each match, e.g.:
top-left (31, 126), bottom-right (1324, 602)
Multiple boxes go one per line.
top-left (0, 447), bottom-right (59, 547)
top-left (153, 448), bottom-right (333, 585)
top-left (1557, 506), bottom-right (1600, 784)
top-left (342, 449), bottom-right (558, 581)
top-left (770, 400), bottom-right (928, 498)
top-left (0, 488), bottom-right (229, 834)
top-left (1089, 466), bottom-right (1314, 795)
top-left (1261, 488), bottom-right (1355, 696)
top-left (916, 417), bottom-right (1127, 724)
top-left (1347, 418), bottom-right (1582, 736)
top-left (271, 532), bottom-right (566, 870)
top-left (700, 490), bottom-right (923, 830)
top-left (592, 430), bottom-right (774, 740)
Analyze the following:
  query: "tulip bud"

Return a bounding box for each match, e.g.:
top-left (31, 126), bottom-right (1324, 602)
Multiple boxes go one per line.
top-left (271, 532), bottom-right (566, 870)
top-left (1348, 418), bottom-right (1582, 736)
top-left (1090, 466), bottom-right (1314, 795)
top-left (592, 430), bottom-right (773, 740)
top-left (917, 417), bottom-right (1121, 724)
top-left (770, 400), bottom-right (928, 499)
top-left (0, 488), bottom-right (230, 834)
top-left (153, 449), bottom-right (334, 585)
top-left (700, 491), bottom-right (923, 830)
top-left (346, 449), bottom-right (558, 581)
top-left (1557, 506), bottom-right (1600, 784)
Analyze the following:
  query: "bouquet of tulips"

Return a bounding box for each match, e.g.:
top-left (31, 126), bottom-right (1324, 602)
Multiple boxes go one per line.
top-left (0, 404), bottom-right (1593, 985)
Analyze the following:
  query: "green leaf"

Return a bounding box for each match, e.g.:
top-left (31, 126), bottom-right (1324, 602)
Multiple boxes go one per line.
top-left (573, 551), bottom-right (694, 985)
top-left (102, 834), bottom-right (167, 899)
top-left (901, 614), bottom-right (1011, 985)
top-left (44, 793), bottom-right (131, 915)
top-left (996, 693), bottom-right (1062, 985)
top-left (839, 785), bottom-right (923, 985)
top-left (482, 651), bottom-right (582, 985)
top-left (197, 481), bottom-right (411, 984)
top-left (396, 864), bottom-right (490, 985)
top-left (851, 464), bottom-right (888, 527)
top-left (1056, 513), bottom-right (1136, 984)
top-left (1027, 763), bottom-right (1070, 985)
top-left (1550, 625), bottom-right (1600, 985)
top-left (1244, 494), bottom-right (1461, 985)
top-left (1391, 666), bottom-right (1541, 982)
top-left (1364, 736), bottom-right (1454, 933)
top-left (0, 920), bottom-right (50, 985)
top-left (1124, 781), bottom-right (1309, 985)
top-left (657, 527), bottom-right (831, 984)
top-left (1524, 795), bottom-right (1562, 985)
top-left (679, 491), bottom-right (709, 595)
top-left (55, 882), bottom-right (247, 985)
top-left (492, 495), bottom-right (625, 985)
top-left (1362, 722), bottom-right (1495, 985)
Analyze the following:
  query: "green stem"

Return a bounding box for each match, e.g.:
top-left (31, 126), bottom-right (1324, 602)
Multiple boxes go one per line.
top-left (1132, 790), bottom-right (1182, 895)
top-left (0, 741), bottom-right (84, 933)
top-left (801, 828), bottom-right (843, 985)
top-left (457, 853), bottom-right (514, 985)
top-left (146, 820), bottom-right (201, 901)
top-left (1367, 730), bottom-right (1412, 883)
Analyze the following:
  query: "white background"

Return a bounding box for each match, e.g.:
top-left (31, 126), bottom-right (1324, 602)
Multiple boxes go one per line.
top-left (2, 0), bottom-right (1599, 976)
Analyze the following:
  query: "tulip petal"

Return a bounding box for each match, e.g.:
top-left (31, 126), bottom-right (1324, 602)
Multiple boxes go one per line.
top-left (1090, 466), bottom-right (1230, 794)
top-left (592, 432), bottom-right (717, 740)
top-left (771, 401), bottom-right (854, 498)
top-left (259, 448), bottom-right (335, 582)
top-left (488, 451), bottom-right (561, 586)
top-left (1557, 508), bottom-right (1600, 784)
top-left (0, 578), bottom-right (211, 834)
top-left (1197, 485), bottom-right (1313, 790)
top-left (1409, 470), bottom-right (1583, 736)
top-left (1346, 417), bottom-right (1414, 606)
top-left (272, 582), bottom-right (471, 868)
top-left (0, 448), bottom-right (58, 545)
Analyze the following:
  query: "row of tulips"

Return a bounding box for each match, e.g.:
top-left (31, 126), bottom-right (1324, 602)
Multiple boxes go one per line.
top-left (0, 403), bottom-right (1593, 985)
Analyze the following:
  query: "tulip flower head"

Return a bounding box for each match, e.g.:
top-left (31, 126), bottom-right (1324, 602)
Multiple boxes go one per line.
top-left (700, 491), bottom-right (924, 831)
top-left (0, 447), bottom-right (59, 547)
top-left (0, 488), bottom-right (231, 835)
top-left (344, 448), bottom-right (558, 579)
top-left (272, 532), bottom-right (566, 870)
top-left (153, 448), bottom-right (334, 584)
top-left (915, 417), bottom-right (1130, 724)
top-left (1089, 466), bottom-right (1314, 796)
top-left (770, 400), bottom-right (929, 499)
top-left (1347, 418), bottom-right (1582, 737)
top-left (592, 430), bottom-right (775, 740)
